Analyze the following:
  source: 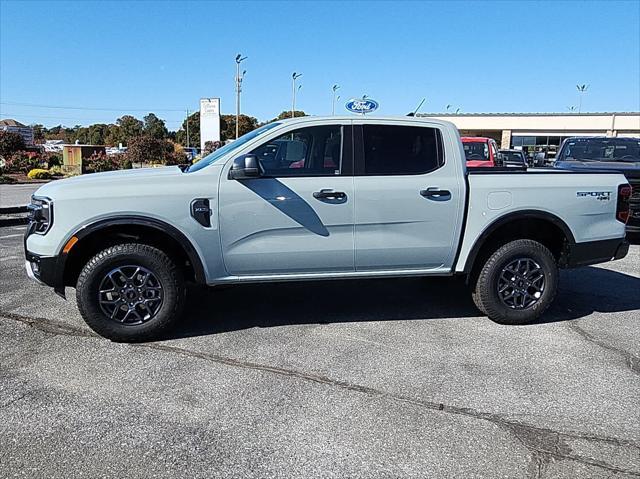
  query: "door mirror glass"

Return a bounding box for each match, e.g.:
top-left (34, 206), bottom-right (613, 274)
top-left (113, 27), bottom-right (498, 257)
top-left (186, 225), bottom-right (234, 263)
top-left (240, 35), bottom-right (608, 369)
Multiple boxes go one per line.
top-left (229, 154), bottom-right (262, 180)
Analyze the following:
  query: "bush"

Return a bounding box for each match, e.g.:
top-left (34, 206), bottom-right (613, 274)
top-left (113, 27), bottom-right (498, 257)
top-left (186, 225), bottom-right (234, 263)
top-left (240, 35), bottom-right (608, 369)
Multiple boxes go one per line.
top-left (44, 152), bottom-right (62, 168)
top-left (126, 136), bottom-right (185, 166)
top-left (3, 153), bottom-right (43, 174)
top-left (27, 168), bottom-right (52, 180)
top-left (83, 152), bottom-right (132, 173)
top-left (48, 165), bottom-right (65, 176)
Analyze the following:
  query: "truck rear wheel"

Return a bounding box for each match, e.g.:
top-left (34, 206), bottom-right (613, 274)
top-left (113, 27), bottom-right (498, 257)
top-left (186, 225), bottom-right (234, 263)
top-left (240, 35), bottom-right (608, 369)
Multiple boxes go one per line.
top-left (471, 239), bottom-right (558, 325)
top-left (76, 243), bottom-right (186, 342)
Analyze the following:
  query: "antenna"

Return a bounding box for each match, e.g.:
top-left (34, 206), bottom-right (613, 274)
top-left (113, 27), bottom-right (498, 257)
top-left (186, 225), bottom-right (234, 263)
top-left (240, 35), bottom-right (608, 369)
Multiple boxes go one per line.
top-left (407, 98), bottom-right (426, 117)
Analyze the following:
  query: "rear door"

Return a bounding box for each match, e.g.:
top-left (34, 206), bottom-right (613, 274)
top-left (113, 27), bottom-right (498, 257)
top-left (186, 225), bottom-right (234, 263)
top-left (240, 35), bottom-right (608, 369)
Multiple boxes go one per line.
top-left (353, 120), bottom-right (465, 272)
top-left (219, 120), bottom-right (355, 276)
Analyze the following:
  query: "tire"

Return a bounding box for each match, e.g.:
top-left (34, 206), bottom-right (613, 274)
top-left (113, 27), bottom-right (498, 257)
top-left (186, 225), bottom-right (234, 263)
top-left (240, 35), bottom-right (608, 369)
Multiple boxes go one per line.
top-left (76, 243), bottom-right (186, 342)
top-left (471, 239), bottom-right (558, 325)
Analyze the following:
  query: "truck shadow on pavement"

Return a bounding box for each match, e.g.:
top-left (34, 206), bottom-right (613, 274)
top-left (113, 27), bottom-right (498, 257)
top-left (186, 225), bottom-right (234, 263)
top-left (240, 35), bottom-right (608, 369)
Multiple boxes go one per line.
top-left (169, 265), bottom-right (640, 339)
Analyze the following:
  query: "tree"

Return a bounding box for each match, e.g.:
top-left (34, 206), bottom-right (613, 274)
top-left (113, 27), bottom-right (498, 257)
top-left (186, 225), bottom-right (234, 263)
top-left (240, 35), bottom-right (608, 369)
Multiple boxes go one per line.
top-left (219, 114), bottom-right (259, 141)
top-left (105, 124), bottom-right (122, 146)
top-left (143, 113), bottom-right (168, 139)
top-left (175, 112), bottom-right (200, 147)
top-left (115, 115), bottom-right (143, 145)
top-left (272, 110), bottom-right (307, 122)
top-left (125, 136), bottom-right (179, 165)
top-left (0, 131), bottom-right (26, 157)
top-left (31, 124), bottom-right (46, 143)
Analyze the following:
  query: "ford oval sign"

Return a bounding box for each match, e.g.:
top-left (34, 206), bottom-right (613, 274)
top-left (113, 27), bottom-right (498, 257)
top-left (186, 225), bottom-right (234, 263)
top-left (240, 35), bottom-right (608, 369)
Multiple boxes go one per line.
top-left (346, 98), bottom-right (379, 115)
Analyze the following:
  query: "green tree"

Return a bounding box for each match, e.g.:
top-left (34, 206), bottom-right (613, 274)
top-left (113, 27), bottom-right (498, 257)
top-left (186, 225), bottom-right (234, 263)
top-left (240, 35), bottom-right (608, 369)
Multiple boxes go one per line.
top-left (271, 110), bottom-right (307, 122)
top-left (143, 113), bottom-right (168, 139)
top-left (0, 130), bottom-right (26, 157)
top-left (105, 124), bottom-right (122, 146)
top-left (31, 124), bottom-right (46, 143)
top-left (175, 112), bottom-right (200, 147)
top-left (87, 124), bottom-right (109, 145)
top-left (116, 115), bottom-right (143, 145)
top-left (219, 114), bottom-right (259, 141)
top-left (125, 136), bottom-right (179, 165)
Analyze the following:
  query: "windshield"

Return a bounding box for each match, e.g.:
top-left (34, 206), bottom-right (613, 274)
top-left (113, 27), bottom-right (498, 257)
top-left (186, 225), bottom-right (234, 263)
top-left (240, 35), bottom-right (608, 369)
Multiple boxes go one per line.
top-left (558, 138), bottom-right (640, 163)
top-left (463, 142), bottom-right (489, 161)
top-left (502, 151), bottom-right (525, 163)
top-left (187, 122), bottom-right (281, 172)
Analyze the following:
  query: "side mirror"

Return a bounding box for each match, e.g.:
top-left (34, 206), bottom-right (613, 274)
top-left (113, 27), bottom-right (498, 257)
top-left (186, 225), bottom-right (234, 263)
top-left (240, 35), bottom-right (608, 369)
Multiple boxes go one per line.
top-left (229, 154), bottom-right (261, 180)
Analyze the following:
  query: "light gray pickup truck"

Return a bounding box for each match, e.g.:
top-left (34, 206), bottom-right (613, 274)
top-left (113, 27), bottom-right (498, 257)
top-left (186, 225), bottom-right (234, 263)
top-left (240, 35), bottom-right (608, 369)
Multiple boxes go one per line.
top-left (24, 117), bottom-right (632, 341)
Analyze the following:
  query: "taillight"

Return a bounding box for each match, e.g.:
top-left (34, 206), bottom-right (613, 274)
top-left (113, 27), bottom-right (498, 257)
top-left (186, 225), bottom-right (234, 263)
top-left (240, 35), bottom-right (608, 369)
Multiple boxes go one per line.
top-left (616, 184), bottom-right (632, 223)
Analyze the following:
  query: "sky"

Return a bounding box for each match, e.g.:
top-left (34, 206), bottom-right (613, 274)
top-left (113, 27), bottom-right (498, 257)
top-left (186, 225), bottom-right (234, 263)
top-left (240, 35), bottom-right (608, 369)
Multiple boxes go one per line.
top-left (1, 0), bottom-right (639, 129)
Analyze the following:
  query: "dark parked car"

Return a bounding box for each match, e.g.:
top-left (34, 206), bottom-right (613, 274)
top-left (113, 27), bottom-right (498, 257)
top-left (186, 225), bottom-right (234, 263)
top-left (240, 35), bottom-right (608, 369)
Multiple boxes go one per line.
top-left (554, 136), bottom-right (640, 233)
top-left (499, 149), bottom-right (528, 168)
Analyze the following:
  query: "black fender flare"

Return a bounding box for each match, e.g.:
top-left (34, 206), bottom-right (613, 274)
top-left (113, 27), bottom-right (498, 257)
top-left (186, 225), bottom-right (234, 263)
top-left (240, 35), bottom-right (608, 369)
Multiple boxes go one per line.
top-left (461, 209), bottom-right (576, 274)
top-left (57, 215), bottom-right (207, 292)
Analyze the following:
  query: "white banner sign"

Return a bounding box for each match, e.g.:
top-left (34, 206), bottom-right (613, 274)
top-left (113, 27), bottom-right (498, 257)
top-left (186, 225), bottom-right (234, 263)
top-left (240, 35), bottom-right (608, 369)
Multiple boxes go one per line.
top-left (200, 98), bottom-right (220, 151)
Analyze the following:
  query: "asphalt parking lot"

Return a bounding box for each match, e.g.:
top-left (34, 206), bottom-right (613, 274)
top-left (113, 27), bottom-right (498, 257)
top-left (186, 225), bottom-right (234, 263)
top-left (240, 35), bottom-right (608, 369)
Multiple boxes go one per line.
top-left (1, 224), bottom-right (638, 478)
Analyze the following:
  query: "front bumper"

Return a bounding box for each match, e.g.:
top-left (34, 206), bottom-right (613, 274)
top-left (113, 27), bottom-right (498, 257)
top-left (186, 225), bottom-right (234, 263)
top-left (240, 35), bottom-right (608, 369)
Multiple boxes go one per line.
top-left (25, 238), bottom-right (66, 298)
top-left (566, 238), bottom-right (629, 268)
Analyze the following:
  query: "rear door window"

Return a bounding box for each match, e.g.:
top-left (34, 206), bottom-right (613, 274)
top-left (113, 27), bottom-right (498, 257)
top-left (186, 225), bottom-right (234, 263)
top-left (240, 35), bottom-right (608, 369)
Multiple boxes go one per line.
top-left (361, 125), bottom-right (443, 175)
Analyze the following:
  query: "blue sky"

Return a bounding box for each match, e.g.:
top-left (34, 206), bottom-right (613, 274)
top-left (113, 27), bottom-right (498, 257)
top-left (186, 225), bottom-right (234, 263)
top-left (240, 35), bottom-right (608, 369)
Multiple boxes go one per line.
top-left (1, 0), bottom-right (639, 129)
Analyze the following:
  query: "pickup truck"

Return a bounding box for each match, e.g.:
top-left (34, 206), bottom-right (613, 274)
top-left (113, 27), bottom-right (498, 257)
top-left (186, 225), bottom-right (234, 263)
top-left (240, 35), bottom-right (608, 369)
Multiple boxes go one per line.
top-left (24, 117), bottom-right (631, 342)
top-left (554, 136), bottom-right (640, 233)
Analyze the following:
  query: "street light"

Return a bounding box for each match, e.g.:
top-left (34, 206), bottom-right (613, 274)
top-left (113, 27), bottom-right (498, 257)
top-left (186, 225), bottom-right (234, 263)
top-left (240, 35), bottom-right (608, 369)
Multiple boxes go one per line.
top-left (292, 72), bottom-right (302, 118)
top-left (235, 54), bottom-right (247, 139)
top-left (332, 84), bottom-right (340, 115)
top-left (576, 84), bottom-right (589, 113)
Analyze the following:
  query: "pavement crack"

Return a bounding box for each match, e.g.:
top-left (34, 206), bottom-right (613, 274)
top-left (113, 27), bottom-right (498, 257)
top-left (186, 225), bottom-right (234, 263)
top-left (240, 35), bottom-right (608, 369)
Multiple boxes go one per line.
top-left (2, 312), bottom-right (639, 476)
top-left (567, 320), bottom-right (640, 376)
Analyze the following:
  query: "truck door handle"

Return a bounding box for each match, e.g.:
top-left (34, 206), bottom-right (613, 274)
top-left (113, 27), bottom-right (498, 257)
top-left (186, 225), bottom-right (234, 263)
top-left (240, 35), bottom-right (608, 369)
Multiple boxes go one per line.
top-left (313, 189), bottom-right (346, 200)
top-left (420, 188), bottom-right (451, 199)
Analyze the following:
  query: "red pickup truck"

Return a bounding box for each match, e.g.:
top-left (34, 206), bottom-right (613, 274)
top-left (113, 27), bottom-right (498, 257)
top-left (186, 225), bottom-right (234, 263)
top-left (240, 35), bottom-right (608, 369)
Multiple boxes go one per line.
top-left (462, 137), bottom-right (501, 167)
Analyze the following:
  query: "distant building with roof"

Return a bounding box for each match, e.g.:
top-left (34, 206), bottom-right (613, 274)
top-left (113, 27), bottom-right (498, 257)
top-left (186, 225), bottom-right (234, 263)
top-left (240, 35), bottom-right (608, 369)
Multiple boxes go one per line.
top-left (0, 119), bottom-right (35, 145)
top-left (418, 112), bottom-right (640, 160)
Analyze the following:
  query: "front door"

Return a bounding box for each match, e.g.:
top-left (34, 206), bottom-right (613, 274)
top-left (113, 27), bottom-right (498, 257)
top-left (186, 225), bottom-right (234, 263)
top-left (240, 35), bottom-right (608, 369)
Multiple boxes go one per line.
top-left (353, 121), bottom-right (465, 272)
top-left (219, 122), bottom-right (355, 276)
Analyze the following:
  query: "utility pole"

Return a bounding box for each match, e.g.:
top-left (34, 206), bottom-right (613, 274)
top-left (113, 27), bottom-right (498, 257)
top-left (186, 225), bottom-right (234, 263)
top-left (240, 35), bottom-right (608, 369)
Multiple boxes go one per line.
top-left (292, 72), bottom-right (302, 118)
top-left (576, 84), bottom-right (589, 113)
top-left (332, 84), bottom-right (340, 115)
top-left (235, 54), bottom-right (247, 139)
top-left (185, 109), bottom-right (190, 148)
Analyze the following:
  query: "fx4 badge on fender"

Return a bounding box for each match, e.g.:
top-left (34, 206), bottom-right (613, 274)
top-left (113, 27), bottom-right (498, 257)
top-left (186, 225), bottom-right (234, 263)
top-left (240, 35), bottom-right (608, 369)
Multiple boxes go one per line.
top-left (577, 191), bottom-right (612, 201)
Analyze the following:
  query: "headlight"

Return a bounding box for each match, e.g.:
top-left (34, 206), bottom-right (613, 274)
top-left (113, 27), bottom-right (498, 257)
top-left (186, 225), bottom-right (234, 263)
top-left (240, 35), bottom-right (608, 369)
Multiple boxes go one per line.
top-left (27, 196), bottom-right (53, 235)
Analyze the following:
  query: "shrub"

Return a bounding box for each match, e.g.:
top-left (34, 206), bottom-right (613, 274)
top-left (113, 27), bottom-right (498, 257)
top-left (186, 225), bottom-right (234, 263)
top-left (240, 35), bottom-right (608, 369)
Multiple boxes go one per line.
top-left (44, 152), bottom-right (62, 168)
top-left (27, 168), bottom-right (52, 180)
top-left (3, 153), bottom-right (42, 174)
top-left (48, 165), bottom-right (65, 176)
top-left (83, 152), bottom-right (132, 173)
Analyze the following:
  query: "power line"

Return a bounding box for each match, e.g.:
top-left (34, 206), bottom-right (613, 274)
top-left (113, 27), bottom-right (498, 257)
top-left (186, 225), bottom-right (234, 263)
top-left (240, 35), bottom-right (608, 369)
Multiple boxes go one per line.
top-left (0, 100), bottom-right (188, 112)
top-left (0, 111), bottom-right (185, 125)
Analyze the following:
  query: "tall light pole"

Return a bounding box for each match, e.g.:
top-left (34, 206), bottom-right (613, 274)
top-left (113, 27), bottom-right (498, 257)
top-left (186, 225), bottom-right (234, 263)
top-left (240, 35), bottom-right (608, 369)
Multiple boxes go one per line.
top-left (292, 72), bottom-right (302, 118)
top-left (332, 84), bottom-right (340, 115)
top-left (235, 54), bottom-right (247, 139)
top-left (576, 84), bottom-right (589, 113)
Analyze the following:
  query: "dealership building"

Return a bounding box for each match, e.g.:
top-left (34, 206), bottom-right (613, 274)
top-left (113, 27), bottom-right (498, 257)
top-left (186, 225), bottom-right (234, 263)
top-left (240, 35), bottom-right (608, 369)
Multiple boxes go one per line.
top-left (419, 112), bottom-right (640, 159)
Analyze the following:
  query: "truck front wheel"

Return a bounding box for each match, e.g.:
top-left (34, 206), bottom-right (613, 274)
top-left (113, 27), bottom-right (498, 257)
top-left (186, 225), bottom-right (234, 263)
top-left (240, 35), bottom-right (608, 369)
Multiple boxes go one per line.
top-left (76, 243), bottom-right (186, 342)
top-left (472, 239), bottom-right (558, 324)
